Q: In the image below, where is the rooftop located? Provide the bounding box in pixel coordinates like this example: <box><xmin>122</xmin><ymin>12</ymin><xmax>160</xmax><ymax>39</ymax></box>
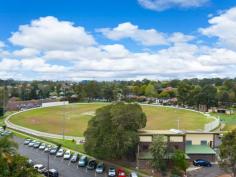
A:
<box><xmin>185</xmin><ymin>145</ymin><xmax>216</xmax><ymax>154</ymax></box>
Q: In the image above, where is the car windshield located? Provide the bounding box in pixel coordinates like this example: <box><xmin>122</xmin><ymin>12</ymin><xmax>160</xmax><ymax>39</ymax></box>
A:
<box><xmin>109</xmin><ymin>168</ymin><xmax>115</xmax><ymax>172</ymax></box>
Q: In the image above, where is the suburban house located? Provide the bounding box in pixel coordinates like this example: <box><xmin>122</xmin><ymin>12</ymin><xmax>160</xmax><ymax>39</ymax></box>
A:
<box><xmin>137</xmin><ymin>129</ymin><xmax>219</xmax><ymax>168</ymax></box>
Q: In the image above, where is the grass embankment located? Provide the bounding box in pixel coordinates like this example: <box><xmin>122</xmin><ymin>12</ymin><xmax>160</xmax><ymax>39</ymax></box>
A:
<box><xmin>211</xmin><ymin>111</ymin><xmax>236</xmax><ymax>131</ymax></box>
<box><xmin>10</xmin><ymin>104</ymin><xmax>212</xmax><ymax>137</ymax></box>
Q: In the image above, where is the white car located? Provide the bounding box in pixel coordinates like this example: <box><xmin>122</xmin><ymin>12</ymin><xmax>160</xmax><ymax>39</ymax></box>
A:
<box><xmin>33</xmin><ymin>164</ymin><xmax>46</xmax><ymax>173</ymax></box>
<box><xmin>28</xmin><ymin>140</ymin><xmax>37</xmax><ymax>147</ymax></box>
<box><xmin>63</xmin><ymin>150</ymin><xmax>71</xmax><ymax>160</ymax></box>
<box><xmin>56</xmin><ymin>148</ymin><xmax>64</xmax><ymax>157</ymax></box>
<box><xmin>39</xmin><ymin>143</ymin><xmax>46</xmax><ymax>150</ymax></box>
<box><xmin>129</xmin><ymin>172</ymin><xmax>138</xmax><ymax>177</ymax></box>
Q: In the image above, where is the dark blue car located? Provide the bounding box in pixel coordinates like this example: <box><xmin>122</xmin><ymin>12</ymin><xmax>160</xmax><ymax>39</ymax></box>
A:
<box><xmin>193</xmin><ymin>159</ymin><xmax>212</xmax><ymax>167</ymax></box>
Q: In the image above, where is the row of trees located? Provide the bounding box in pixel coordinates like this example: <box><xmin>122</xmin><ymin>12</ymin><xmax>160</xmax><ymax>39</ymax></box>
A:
<box><xmin>1</xmin><ymin>78</ymin><xmax>236</xmax><ymax>111</ymax></box>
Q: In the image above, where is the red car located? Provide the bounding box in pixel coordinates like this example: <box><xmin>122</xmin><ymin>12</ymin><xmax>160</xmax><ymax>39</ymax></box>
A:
<box><xmin>117</xmin><ymin>168</ymin><xmax>126</xmax><ymax>177</ymax></box>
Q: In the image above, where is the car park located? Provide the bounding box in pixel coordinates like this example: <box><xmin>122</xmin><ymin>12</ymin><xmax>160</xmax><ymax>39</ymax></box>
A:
<box><xmin>117</xmin><ymin>168</ymin><xmax>126</xmax><ymax>177</ymax></box>
<box><xmin>44</xmin><ymin>144</ymin><xmax>52</xmax><ymax>152</ymax></box>
<box><xmin>95</xmin><ymin>162</ymin><xmax>105</xmax><ymax>174</ymax></box>
<box><xmin>33</xmin><ymin>141</ymin><xmax>41</xmax><ymax>148</ymax></box>
<box><xmin>39</xmin><ymin>143</ymin><xmax>46</xmax><ymax>150</ymax></box>
<box><xmin>28</xmin><ymin>140</ymin><xmax>37</xmax><ymax>147</ymax></box>
<box><xmin>63</xmin><ymin>150</ymin><xmax>71</xmax><ymax>160</ymax></box>
<box><xmin>129</xmin><ymin>172</ymin><xmax>138</xmax><ymax>177</ymax></box>
<box><xmin>50</xmin><ymin>146</ymin><xmax>58</xmax><ymax>155</ymax></box>
<box><xmin>24</xmin><ymin>138</ymin><xmax>31</xmax><ymax>145</ymax></box>
<box><xmin>43</xmin><ymin>169</ymin><xmax>59</xmax><ymax>177</ymax></box>
<box><xmin>86</xmin><ymin>159</ymin><xmax>97</xmax><ymax>170</ymax></box>
<box><xmin>70</xmin><ymin>153</ymin><xmax>79</xmax><ymax>163</ymax></box>
<box><xmin>56</xmin><ymin>148</ymin><xmax>64</xmax><ymax>157</ymax></box>
<box><xmin>78</xmin><ymin>155</ymin><xmax>88</xmax><ymax>167</ymax></box>
<box><xmin>0</xmin><ymin>130</ymin><xmax>12</xmax><ymax>136</ymax></box>
<box><xmin>27</xmin><ymin>159</ymin><xmax>34</xmax><ymax>166</ymax></box>
<box><xmin>108</xmin><ymin>167</ymin><xmax>116</xmax><ymax>177</ymax></box>
<box><xmin>34</xmin><ymin>164</ymin><xmax>47</xmax><ymax>173</ymax></box>
<box><xmin>193</xmin><ymin>159</ymin><xmax>212</xmax><ymax>167</ymax></box>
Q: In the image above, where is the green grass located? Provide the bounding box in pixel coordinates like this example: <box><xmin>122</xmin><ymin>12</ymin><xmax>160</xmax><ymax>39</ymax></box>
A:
<box><xmin>211</xmin><ymin>112</ymin><xmax>236</xmax><ymax>131</ymax></box>
<box><xmin>9</xmin><ymin>103</ymin><xmax>212</xmax><ymax>136</ymax></box>
<box><xmin>142</xmin><ymin>105</ymin><xmax>211</xmax><ymax>130</ymax></box>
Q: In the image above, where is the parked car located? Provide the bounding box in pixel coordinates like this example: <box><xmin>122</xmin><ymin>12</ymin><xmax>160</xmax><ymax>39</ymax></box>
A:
<box><xmin>33</xmin><ymin>141</ymin><xmax>41</xmax><ymax>148</ymax></box>
<box><xmin>86</xmin><ymin>159</ymin><xmax>97</xmax><ymax>170</ymax></box>
<box><xmin>70</xmin><ymin>153</ymin><xmax>79</xmax><ymax>163</ymax></box>
<box><xmin>39</xmin><ymin>143</ymin><xmax>46</xmax><ymax>150</ymax></box>
<box><xmin>96</xmin><ymin>162</ymin><xmax>105</xmax><ymax>174</ymax></box>
<box><xmin>44</xmin><ymin>145</ymin><xmax>52</xmax><ymax>152</ymax></box>
<box><xmin>108</xmin><ymin>167</ymin><xmax>116</xmax><ymax>177</ymax></box>
<box><xmin>129</xmin><ymin>172</ymin><xmax>138</xmax><ymax>177</ymax></box>
<box><xmin>63</xmin><ymin>150</ymin><xmax>71</xmax><ymax>160</ymax></box>
<box><xmin>33</xmin><ymin>164</ymin><xmax>47</xmax><ymax>173</ymax></box>
<box><xmin>117</xmin><ymin>168</ymin><xmax>126</xmax><ymax>177</ymax></box>
<box><xmin>24</xmin><ymin>139</ymin><xmax>31</xmax><ymax>145</ymax></box>
<box><xmin>193</xmin><ymin>159</ymin><xmax>212</xmax><ymax>167</ymax></box>
<box><xmin>56</xmin><ymin>149</ymin><xmax>64</xmax><ymax>157</ymax></box>
<box><xmin>50</xmin><ymin>146</ymin><xmax>58</xmax><ymax>155</ymax></box>
<box><xmin>28</xmin><ymin>140</ymin><xmax>37</xmax><ymax>147</ymax></box>
<box><xmin>27</xmin><ymin>159</ymin><xmax>34</xmax><ymax>166</ymax></box>
<box><xmin>78</xmin><ymin>155</ymin><xmax>88</xmax><ymax>167</ymax></box>
<box><xmin>43</xmin><ymin>169</ymin><xmax>59</xmax><ymax>177</ymax></box>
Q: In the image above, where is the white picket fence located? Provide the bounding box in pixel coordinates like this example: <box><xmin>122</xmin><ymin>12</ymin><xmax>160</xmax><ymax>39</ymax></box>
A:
<box><xmin>204</xmin><ymin>114</ymin><xmax>220</xmax><ymax>132</ymax></box>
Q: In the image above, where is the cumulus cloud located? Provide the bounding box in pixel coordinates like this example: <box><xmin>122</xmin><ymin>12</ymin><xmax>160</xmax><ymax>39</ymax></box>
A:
<box><xmin>138</xmin><ymin>0</ymin><xmax>210</xmax><ymax>11</ymax></box>
<box><xmin>97</xmin><ymin>22</ymin><xmax>168</xmax><ymax>46</ymax></box>
<box><xmin>1</xmin><ymin>15</ymin><xmax>236</xmax><ymax>80</ymax></box>
<box><xmin>200</xmin><ymin>7</ymin><xmax>236</xmax><ymax>50</ymax></box>
<box><xmin>13</xmin><ymin>48</ymin><xmax>40</xmax><ymax>58</ymax></box>
<box><xmin>98</xmin><ymin>22</ymin><xmax>195</xmax><ymax>46</ymax></box>
<box><xmin>9</xmin><ymin>16</ymin><xmax>96</xmax><ymax>50</ymax></box>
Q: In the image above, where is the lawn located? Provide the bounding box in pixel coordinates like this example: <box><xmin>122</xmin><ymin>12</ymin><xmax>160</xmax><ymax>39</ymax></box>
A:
<box><xmin>211</xmin><ymin>112</ymin><xmax>236</xmax><ymax>131</ymax></box>
<box><xmin>9</xmin><ymin>103</ymin><xmax>212</xmax><ymax>136</ymax></box>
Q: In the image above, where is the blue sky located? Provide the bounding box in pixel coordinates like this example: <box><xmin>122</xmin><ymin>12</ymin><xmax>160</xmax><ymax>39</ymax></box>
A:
<box><xmin>0</xmin><ymin>0</ymin><xmax>236</xmax><ymax>80</ymax></box>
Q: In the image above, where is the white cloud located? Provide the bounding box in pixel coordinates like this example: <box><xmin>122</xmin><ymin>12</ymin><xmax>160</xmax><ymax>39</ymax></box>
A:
<box><xmin>0</xmin><ymin>58</ymin><xmax>21</xmax><ymax>71</ymax></box>
<box><xmin>9</xmin><ymin>16</ymin><xmax>96</xmax><ymax>51</ymax></box>
<box><xmin>138</xmin><ymin>0</ymin><xmax>209</xmax><ymax>11</ymax></box>
<box><xmin>21</xmin><ymin>58</ymin><xmax>68</xmax><ymax>73</ymax></box>
<box><xmin>1</xmin><ymin>15</ymin><xmax>236</xmax><ymax>80</ymax></box>
<box><xmin>13</xmin><ymin>48</ymin><xmax>40</xmax><ymax>58</ymax></box>
<box><xmin>97</xmin><ymin>22</ymin><xmax>168</xmax><ymax>46</ymax></box>
<box><xmin>200</xmin><ymin>7</ymin><xmax>236</xmax><ymax>50</ymax></box>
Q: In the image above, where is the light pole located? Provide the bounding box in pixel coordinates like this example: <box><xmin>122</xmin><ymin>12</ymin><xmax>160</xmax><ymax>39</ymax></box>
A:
<box><xmin>47</xmin><ymin>152</ymin><xmax>50</xmax><ymax>177</ymax></box>
<box><xmin>177</xmin><ymin>119</ymin><xmax>180</xmax><ymax>130</ymax></box>
<box><xmin>62</xmin><ymin>85</ymin><xmax>66</xmax><ymax>141</ymax></box>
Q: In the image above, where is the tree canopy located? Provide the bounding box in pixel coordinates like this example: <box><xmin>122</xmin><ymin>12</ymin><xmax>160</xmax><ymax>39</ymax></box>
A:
<box><xmin>84</xmin><ymin>102</ymin><xmax>147</xmax><ymax>159</ymax></box>
<box><xmin>219</xmin><ymin>129</ymin><xmax>236</xmax><ymax>177</ymax></box>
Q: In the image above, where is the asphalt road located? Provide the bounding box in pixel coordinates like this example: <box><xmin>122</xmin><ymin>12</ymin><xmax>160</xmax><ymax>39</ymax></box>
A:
<box><xmin>14</xmin><ymin>136</ymin><xmax>107</xmax><ymax>177</ymax></box>
<box><xmin>187</xmin><ymin>164</ymin><xmax>225</xmax><ymax>177</ymax></box>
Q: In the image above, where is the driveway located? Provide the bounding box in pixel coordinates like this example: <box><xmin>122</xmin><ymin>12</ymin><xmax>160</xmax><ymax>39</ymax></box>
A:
<box><xmin>187</xmin><ymin>164</ymin><xmax>225</xmax><ymax>177</ymax></box>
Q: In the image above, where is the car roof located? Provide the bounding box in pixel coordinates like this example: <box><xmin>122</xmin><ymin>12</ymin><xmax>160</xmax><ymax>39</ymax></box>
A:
<box><xmin>49</xmin><ymin>169</ymin><xmax>57</xmax><ymax>173</ymax></box>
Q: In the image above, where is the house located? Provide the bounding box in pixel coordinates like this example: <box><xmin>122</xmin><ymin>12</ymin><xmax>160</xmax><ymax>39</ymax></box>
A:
<box><xmin>137</xmin><ymin>129</ymin><xmax>219</xmax><ymax>168</ymax></box>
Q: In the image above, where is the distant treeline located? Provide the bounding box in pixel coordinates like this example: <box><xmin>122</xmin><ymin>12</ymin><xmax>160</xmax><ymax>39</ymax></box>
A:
<box><xmin>1</xmin><ymin>78</ymin><xmax>236</xmax><ymax>109</ymax></box>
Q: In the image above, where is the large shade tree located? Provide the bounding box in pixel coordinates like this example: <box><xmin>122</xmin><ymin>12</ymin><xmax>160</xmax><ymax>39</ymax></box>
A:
<box><xmin>84</xmin><ymin>102</ymin><xmax>147</xmax><ymax>160</ymax></box>
<box><xmin>219</xmin><ymin>129</ymin><xmax>236</xmax><ymax>177</ymax></box>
